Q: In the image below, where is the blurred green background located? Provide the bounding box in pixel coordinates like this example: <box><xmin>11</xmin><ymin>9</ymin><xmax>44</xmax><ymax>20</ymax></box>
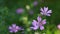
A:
<box><xmin>0</xmin><ymin>0</ymin><xmax>60</xmax><ymax>34</ymax></box>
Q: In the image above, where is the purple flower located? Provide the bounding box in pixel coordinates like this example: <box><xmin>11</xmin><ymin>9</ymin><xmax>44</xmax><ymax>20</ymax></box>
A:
<box><xmin>16</xmin><ymin>8</ymin><xmax>24</xmax><ymax>14</ymax></box>
<box><xmin>29</xmin><ymin>10</ymin><xmax>34</xmax><ymax>15</ymax></box>
<box><xmin>30</xmin><ymin>16</ymin><xmax>46</xmax><ymax>30</ymax></box>
<box><xmin>40</xmin><ymin>7</ymin><xmax>52</xmax><ymax>16</ymax></box>
<box><xmin>57</xmin><ymin>24</ymin><xmax>60</xmax><ymax>29</ymax></box>
<box><xmin>33</xmin><ymin>1</ymin><xmax>38</xmax><ymax>6</ymax></box>
<box><xmin>9</xmin><ymin>24</ymin><xmax>23</xmax><ymax>33</ymax></box>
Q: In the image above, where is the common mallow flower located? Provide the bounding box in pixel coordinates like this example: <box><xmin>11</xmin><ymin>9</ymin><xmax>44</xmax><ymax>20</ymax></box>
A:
<box><xmin>40</xmin><ymin>7</ymin><xmax>52</xmax><ymax>16</ymax></box>
<box><xmin>9</xmin><ymin>24</ymin><xmax>23</xmax><ymax>33</ymax></box>
<box><xmin>16</xmin><ymin>8</ymin><xmax>24</xmax><ymax>14</ymax></box>
<box><xmin>31</xmin><ymin>16</ymin><xmax>46</xmax><ymax>30</ymax></box>
<box><xmin>29</xmin><ymin>10</ymin><xmax>34</xmax><ymax>15</ymax></box>
<box><xmin>57</xmin><ymin>24</ymin><xmax>60</xmax><ymax>29</ymax></box>
<box><xmin>33</xmin><ymin>1</ymin><xmax>38</xmax><ymax>6</ymax></box>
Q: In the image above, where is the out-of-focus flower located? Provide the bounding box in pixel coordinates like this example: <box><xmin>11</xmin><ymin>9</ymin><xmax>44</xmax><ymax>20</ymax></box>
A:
<box><xmin>9</xmin><ymin>24</ymin><xmax>23</xmax><ymax>33</ymax></box>
<box><xmin>27</xmin><ymin>28</ymin><xmax>31</xmax><ymax>32</ymax></box>
<box><xmin>26</xmin><ymin>5</ymin><xmax>30</xmax><ymax>10</ymax></box>
<box><xmin>16</xmin><ymin>8</ymin><xmax>24</xmax><ymax>14</ymax></box>
<box><xmin>40</xmin><ymin>7</ymin><xmax>52</xmax><ymax>16</ymax></box>
<box><xmin>33</xmin><ymin>1</ymin><xmax>38</xmax><ymax>6</ymax></box>
<box><xmin>57</xmin><ymin>24</ymin><xmax>60</xmax><ymax>29</ymax></box>
<box><xmin>34</xmin><ymin>32</ymin><xmax>40</xmax><ymax>34</ymax></box>
<box><xmin>22</xmin><ymin>16</ymin><xmax>28</xmax><ymax>23</ymax></box>
<box><xmin>29</xmin><ymin>10</ymin><xmax>34</xmax><ymax>15</ymax></box>
<box><xmin>30</xmin><ymin>16</ymin><xmax>46</xmax><ymax>30</ymax></box>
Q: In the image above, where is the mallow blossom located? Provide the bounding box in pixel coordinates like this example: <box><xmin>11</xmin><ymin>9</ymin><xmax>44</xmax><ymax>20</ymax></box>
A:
<box><xmin>29</xmin><ymin>10</ymin><xmax>34</xmax><ymax>15</ymax></box>
<box><xmin>40</xmin><ymin>7</ymin><xmax>52</xmax><ymax>16</ymax></box>
<box><xmin>16</xmin><ymin>8</ymin><xmax>24</xmax><ymax>14</ymax></box>
<box><xmin>57</xmin><ymin>24</ymin><xmax>60</xmax><ymax>29</ymax></box>
<box><xmin>9</xmin><ymin>24</ymin><xmax>24</xmax><ymax>33</ymax></box>
<box><xmin>31</xmin><ymin>16</ymin><xmax>46</xmax><ymax>30</ymax></box>
<box><xmin>33</xmin><ymin>1</ymin><xmax>38</xmax><ymax>6</ymax></box>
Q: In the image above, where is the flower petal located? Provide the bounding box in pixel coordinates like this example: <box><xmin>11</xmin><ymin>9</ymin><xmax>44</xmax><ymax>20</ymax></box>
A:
<box><xmin>30</xmin><ymin>26</ymin><xmax>38</xmax><ymax>30</ymax></box>
<box><xmin>42</xmin><ymin>19</ymin><xmax>46</xmax><ymax>25</ymax></box>
<box><xmin>12</xmin><ymin>24</ymin><xmax>16</xmax><ymax>27</ymax></box>
<box><xmin>32</xmin><ymin>20</ymin><xmax>38</xmax><ymax>26</ymax></box>
<box><xmin>31</xmin><ymin>20</ymin><xmax>39</xmax><ymax>30</ymax></box>
<box><xmin>40</xmin><ymin>26</ymin><xmax>44</xmax><ymax>30</ymax></box>
<box><xmin>40</xmin><ymin>12</ymin><xmax>44</xmax><ymax>15</ymax></box>
<box><xmin>9</xmin><ymin>30</ymin><xmax>13</xmax><ymax>33</ymax></box>
<box><xmin>46</xmin><ymin>14</ymin><xmax>51</xmax><ymax>16</ymax></box>
<box><xmin>40</xmin><ymin>8</ymin><xmax>44</xmax><ymax>12</ymax></box>
<box><xmin>16</xmin><ymin>26</ymin><xmax>20</xmax><ymax>30</ymax></box>
<box><xmin>9</xmin><ymin>26</ymin><xmax>12</xmax><ymax>29</ymax></box>
<box><xmin>37</xmin><ymin>16</ymin><xmax>41</xmax><ymax>22</ymax></box>
<box><xmin>44</xmin><ymin>7</ymin><xmax>48</xmax><ymax>12</ymax></box>
<box><xmin>47</xmin><ymin>10</ymin><xmax>52</xmax><ymax>13</ymax></box>
<box><xmin>14</xmin><ymin>30</ymin><xmax>18</xmax><ymax>33</ymax></box>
